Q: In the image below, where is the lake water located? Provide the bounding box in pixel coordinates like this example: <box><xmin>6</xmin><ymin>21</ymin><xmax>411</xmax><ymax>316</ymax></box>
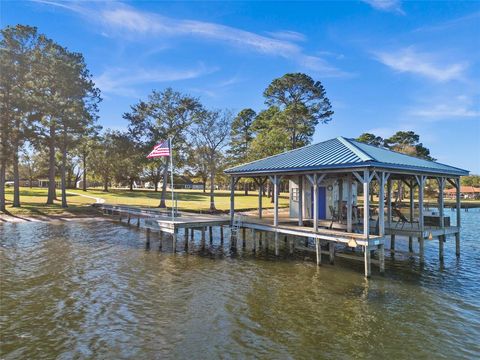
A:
<box><xmin>1</xmin><ymin>209</ymin><xmax>480</xmax><ymax>359</ymax></box>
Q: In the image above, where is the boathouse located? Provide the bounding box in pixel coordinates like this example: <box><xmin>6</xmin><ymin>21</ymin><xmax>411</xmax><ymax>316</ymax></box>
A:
<box><xmin>225</xmin><ymin>136</ymin><xmax>469</xmax><ymax>277</ymax></box>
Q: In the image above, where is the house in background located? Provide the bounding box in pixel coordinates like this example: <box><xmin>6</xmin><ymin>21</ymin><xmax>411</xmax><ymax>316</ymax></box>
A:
<box><xmin>444</xmin><ymin>186</ymin><xmax>480</xmax><ymax>199</ymax></box>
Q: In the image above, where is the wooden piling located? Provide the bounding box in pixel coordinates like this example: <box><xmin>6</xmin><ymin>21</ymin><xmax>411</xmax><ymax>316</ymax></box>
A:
<box><xmin>172</xmin><ymin>229</ymin><xmax>177</xmax><ymax>253</ymax></box>
<box><xmin>419</xmin><ymin>237</ymin><xmax>425</xmax><ymax>263</ymax></box>
<box><xmin>439</xmin><ymin>235</ymin><xmax>444</xmax><ymax>262</ymax></box>
<box><xmin>315</xmin><ymin>239</ymin><xmax>321</xmax><ymax>266</ymax></box>
<box><xmin>146</xmin><ymin>228</ymin><xmax>151</xmax><ymax>249</ymax></box>
<box><xmin>242</xmin><ymin>228</ymin><xmax>246</xmax><ymax>249</ymax></box>
<box><xmin>184</xmin><ymin>228</ymin><xmax>189</xmax><ymax>252</ymax></box>
<box><xmin>274</xmin><ymin>232</ymin><xmax>279</xmax><ymax>256</ymax></box>
<box><xmin>329</xmin><ymin>242</ymin><xmax>335</xmax><ymax>264</ymax></box>
<box><xmin>137</xmin><ymin>217</ymin><xmax>140</xmax><ymax>228</ymax></box>
<box><xmin>364</xmin><ymin>246</ymin><xmax>371</xmax><ymax>278</ymax></box>
<box><xmin>127</xmin><ymin>216</ymin><xmax>131</xmax><ymax>225</ymax></box>
<box><xmin>289</xmin><ymin>237</ymin><xmax>294</xmax><ymax>255</ymax></box>
<box><xmin>201</xmin><ymin>227</ymin><xmax>206</xmax><ymax>251</ymax></box>
<box><xmin>252</xmin><ymin>229</ymin><xmax>256</xmax><ymax>253</ymax></box>
<box><xmin>190</xmin><ymin>228</ymin><xmax>194</xmax><ymax>242</ymax></box>
<box><xmin>209</xmin><ymin>226</ymin><xmax>213</xmax><ymax>244</ymax></box>
<box><xmin>408</xmin><ymin>237</ymin><xmax>413</xmax><ymax>253</ymax></box>
<box><xmin>390</xmin><ymin>234</ymin><xmax>395</xmax><ymax>255</ymax></box>
<box><xmin>159</xmin><ymin>231</ymin><xmax>163</xmax><ymax>251</ymax></box>
<box><xmin>379</xmin><ymin>244</ymin><xmax>385</xmax><ymax>274</ymax></box>
<box><xmin>220</xmin><ymin>226</ymin><xmax>224</xmax><ymax>244</ymax></box>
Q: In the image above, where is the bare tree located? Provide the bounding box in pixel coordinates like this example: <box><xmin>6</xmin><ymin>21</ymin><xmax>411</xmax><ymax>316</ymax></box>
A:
<box><xmin>192</xmin><ymin>109</ymin><xmax>232</xmax><ymax>211</ymax></box>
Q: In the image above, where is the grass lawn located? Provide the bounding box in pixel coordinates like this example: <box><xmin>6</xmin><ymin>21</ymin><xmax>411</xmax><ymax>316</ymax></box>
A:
<box><xmin>2</xmin><ymin>187</ymin><xmax>289</xmax><ymax>218</ymax></box>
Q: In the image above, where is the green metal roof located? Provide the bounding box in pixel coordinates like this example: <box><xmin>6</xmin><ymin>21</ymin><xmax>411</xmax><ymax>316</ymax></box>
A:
<box><xmin>224</xmin><ymin>137</ymin><xmax>468</xmax><ymax>176</ymax></box>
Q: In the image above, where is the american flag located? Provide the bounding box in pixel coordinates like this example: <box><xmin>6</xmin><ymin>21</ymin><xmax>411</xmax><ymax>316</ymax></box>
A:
<box><xmin>146</xmin><ymin>140</ymin><xmax>171</xmax><ymax>158</ymax></box>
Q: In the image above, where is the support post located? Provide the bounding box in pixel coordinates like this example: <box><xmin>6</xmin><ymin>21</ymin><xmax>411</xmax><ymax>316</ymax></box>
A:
<box><xmin>184</xmin><ymin>228</ymin><xmax>188</xmax><ymax>251</ymax></box>
<box><xmin>230</xmin><ymin>176</ymin><xmax>235</xmax><ymax>225</ymax></box>
<box><xmin>137</xmin><ymin>217</ymin><xmax>140</xmax><ymax>228</ymax></box>
<box><xmin>418</xmin><ymin>175</ymin><xmax>425</xmax><ymax>263</ymax></box>
<box><xmin>258</xmin><ymin>178</ymin><xmax>263</xmax><ymax>219</ymax></box>
<box><xmin>408</xmin><ymin>180</ymin><xmax>414</xmax><ymax>254</ymax></box>
<box><xmin>298</xmin><ymin>175</ymin><xmax>303</xmax><ymax>226</ymax></box>
<box><xmin>378</xmin><ymin>172</ymin><xmax>385</xmax><ymax>236</ymax></box>
<box><xmin>159</xmin><ymin>231</ymin><xmax>163</xmax><ymax>251</ymax></box>
<box><xmin>313</xmin><ymin>174</ymin><xmax>319</xmax><ymax>232</ymax></box>
<box><xmin>438</xmin><ymin>177</ymin><xmax>445</xmax><ymax>262</ymax></box>
<box><xmin>347</xmin><ymin>173</ymin><xmax>353</xmax><ymax>232</ymax></box>
<box><xmin>387</xmin><ymin>179</ymin><xmax>392</xmax><ymax>228</ymax></box>
<box><xmin>146</xmin><ymin>228</ymin><xmax>151</xmax><ymax>249</ymax></box>
<box><xmin>338</xmin><ymin>178</ymin><xmax>343</xmax><ymax>223</ymax></box>
<box><xmin>329</xmin><ymin>242</ymin><xmax>335</xmax><ymax>264</ymax></box>
<box><xmin>363</xmin><ymin>170</ymin><xmax>370</xmax><ymax>239</ymax></box>
<box><xmin>364</xmin><ymin>246</ymin><xmax>371</xmax><ymax>278</ymax></box>
<box><xmin>209</xmin><ymin>226</ymin><xmax>213</xmax><ymax>244</ymax></box>
<box><xmin>390</xmin><ymin>234</ymin><xmax>395</xmax><ymax>254</ymax></box>
<box><xmin>274</xmin><ymin>231</ymin><xmax>279</xmax><ymax>256</ymax></box>
<box><xmin>201</xmin><ymin>227</ymin><xmax>206</xmax><ymax>250</ymax></box>
<box><xmin>220</xmin><ymin>226</ymin><xmax>224</xmax><ymax>244</ymax></box>
<box><xmin>379</xmin><ymin>244</ymin><xmax>385</xmax><ymax>274</ymax></box>
<box><xmin>252</xmin><ymin>229</ymin><xmax>256</xmax><ymax>253</ymax></box>
<box><xmin>273</xmin><ymin>175</ymin><xmax>279</xmax><ymax>227</ymax></box>
<box><xmin>242</xmin><ymin>227</ymin><xmax>246</xmax><ymax>248</ymax></box>
<box><xmin>316</xmin><ymin>238</ymin><xmax>321</xmax><ymax>266</ymax></box>
<box><xmin>172</xmin><ymin>229</ymin><xmax>177</xmax><ymax>253</ymax></box>
<box><xmin>455</xmin><ymin>178</ymin><xmax>461</xmax><ymax>257</ymax></box>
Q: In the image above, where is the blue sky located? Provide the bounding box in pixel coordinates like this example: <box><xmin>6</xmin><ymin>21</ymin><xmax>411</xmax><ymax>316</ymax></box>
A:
<box><xmin>2</xmin><ymin>0</ymin><xmax>480</xmax><ymax>173</ymax></box>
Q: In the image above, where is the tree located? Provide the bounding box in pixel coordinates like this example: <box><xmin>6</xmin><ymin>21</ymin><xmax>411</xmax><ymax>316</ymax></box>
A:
<box><xmin>89</xmin><ymin>133</ymin><xmax>115</xmax><ymax>192</ymax></box>
<box><xmin>0</xmin><ymin>25</ymin><xmax>41</xmax><ymax>209</ymax></box>
<box><xmin>263</xmin><ymin>73</ymin><xmax>333</xmax><ymax>149</ymax></box>
<box><xmin>228</xmin><ymin>108</ymin><xmax>256</xmax><ymax>194</ymax></box>
<box><xmin>110</xmin><ymin>131</ymin><xmax>144</xmax><ymax>191</ymax></box>
<box><xmin>54</xmin><ymin>48</ymin><xmax>100</xmax><ymax>207</ymax></box>
<box><xmin>356</xmin><ymin>133</ymin><xmax>384</xmax><ymax>147</ymax></box>
<box><xmin>125</xmin><ymin>88</ymin><xmax>202</xmax><ymax>207</ymax></box>
<box><xmin>192</xmin><ymin>109</ymin><xmax>232</xmax><ymax>211</ymax></box>
<box><xmin>384</xmin><ymin>131</ymin><xmax>435</xmax><ymax>161</ymax></box>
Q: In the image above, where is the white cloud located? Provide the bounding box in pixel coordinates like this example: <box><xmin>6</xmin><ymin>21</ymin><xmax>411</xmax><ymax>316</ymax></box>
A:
<box><xmin>374</xmin><ymin>47</ymin><xmax>467</xmax><ymax>82</ymax></box>
<box><xmin>94</xmin><ymin>64</ymin><xmax>217</xmax><ymax>97</ymax></box>
<box><xmin>35</xmin><ymin>1</ymin><xmax>348</xmax><ymax>77</ymax></box>
<box><xmin>362</xmin><ymin>0</ymin><xmax>405</xmax><ymax>15</ymax></box>
<box><xmin>408</xmin><ymin>95</ymin><xmax>480</xmax><ymax>120</ymax></box>
<box><xmin>265</xmin><ymin>30</ymin><xmax>306</xmax><ymax>42</ymax></box>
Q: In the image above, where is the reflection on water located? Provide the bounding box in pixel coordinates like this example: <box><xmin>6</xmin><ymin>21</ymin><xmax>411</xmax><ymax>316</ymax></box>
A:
<box><xmin>1</xmin><ymin>209</ymin><xmax>480</xmax><ymax>359</ymax></box>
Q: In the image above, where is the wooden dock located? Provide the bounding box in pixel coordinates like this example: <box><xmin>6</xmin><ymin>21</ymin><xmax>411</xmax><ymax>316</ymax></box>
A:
<box><xmin>96</xmin><ymin>203</ymin><xmax>460</xmax><ymax>278</ymax></box>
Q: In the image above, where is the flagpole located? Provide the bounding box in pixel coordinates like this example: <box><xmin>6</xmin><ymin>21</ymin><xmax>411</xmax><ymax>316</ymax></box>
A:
<box><xmin>170</xmin><ymin>137</ymin><xmax>175</xmax><ymax>222</ymax></box>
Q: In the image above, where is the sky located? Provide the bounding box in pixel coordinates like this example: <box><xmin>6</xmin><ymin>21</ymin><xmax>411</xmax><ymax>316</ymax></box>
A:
<box><xmin>2</xmin><ymin>0</ymin><xmax>480</xmax><ymax>173</ymax></box>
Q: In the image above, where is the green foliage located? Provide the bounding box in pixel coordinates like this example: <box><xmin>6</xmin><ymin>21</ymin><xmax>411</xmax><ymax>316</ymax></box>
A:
<box><xmin>263</xmin><ymin>73</ymin><xmax>333</xmax><ymax>149</ymax></box>
<box><xmin>228</xmin><ymin>108</ymin><xmax>256</xmax><ymax>165</ymax></box>
<box><xmin>461</xmin><ymin>175</ymin><xmax>480</xmax><ymax>187</ymax></box>
<box><xmin>356</xmin><ymin>130</ymin><xmax>435</xmax><ymax>161</ymax></box>
<box><xmin>356</xmin><ymin>133</ymin><xmax>384</xmax><ymax>146</ymax></box>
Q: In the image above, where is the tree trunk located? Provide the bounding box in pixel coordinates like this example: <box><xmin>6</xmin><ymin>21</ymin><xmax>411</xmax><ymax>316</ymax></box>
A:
<box><xmin>202</xmin><ymin>176</ymin><xmax>207</xmax><ymax>192</ymax></box>
<box><xmin>159</xmin><ymin>161</ymin><xmax>168</xmax><ymax>208</ymax></box>
<box><xmin>47</xmin><ymin>122</ymin><xmax>56</xmax><ymax>204</ymax></box>
<box><xmin>61</xmin><ymin>140</ymin><xmax>68</xmax><ymax>208</ymax></box>
<box><xmin>0</xmin><ymin>159</ymin><xmax>5</xmax><ymax>212</ymax></box>
<box><xmin>244</xmin><ymin>181</ymin><xmax>248</xmax><ymax>195</ymax></box>
<box><xmin>12</xmin><ymin>145</ymin><xmax>20</xmax><ymax>207</ymax></box>
<box><xmin>129</xmin><ymin>179</ymin><xmax>134</xmax><ymax>191</ymax></box>
<box><xmin>154</xmin><ymin>178</ymin><xmax>158</xmax><ymax>192</ymax></box>
<box><xmin>82</xmin><ymin>151</ymin><xmax>87</xmax><ymax>191</ymax></box>
<box><xmin>103</xmin><ymin>176</ymin><xmax>108</xmax><ymax>192</ymax></box>
<box><xmin>209</xmin><ymin>166</ymin><xmax>216</xmax><ymax>211</ymax></box>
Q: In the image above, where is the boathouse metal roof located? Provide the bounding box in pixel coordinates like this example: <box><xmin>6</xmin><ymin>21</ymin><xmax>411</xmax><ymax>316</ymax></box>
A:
<box><xmin>224</xmin><ymin>137</ymin><xmax>468</xmax><ymax>176</ymax></box>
